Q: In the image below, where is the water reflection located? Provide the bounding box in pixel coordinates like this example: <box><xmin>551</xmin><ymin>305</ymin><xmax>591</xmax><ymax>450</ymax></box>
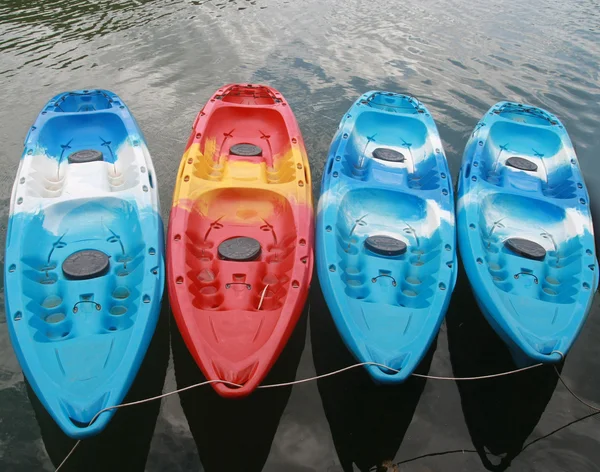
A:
<box><xmin>26</xmin><ymin>302</ymin><xmax>170</xmax><ymax>471</ymax></box>
<box><xmin>310</xmin><ymin>283</ymin><xmax>431</xmax><ymax>471</ymax></box>
<box><xmin>171</xmin><ymin>305</ymin><xmax>307</xmax><ymax>472</ymax></box>
<box><xmin>446</xmin><ymin>263</ymin><xmax>559</xmax><ymax>471</ymax></box>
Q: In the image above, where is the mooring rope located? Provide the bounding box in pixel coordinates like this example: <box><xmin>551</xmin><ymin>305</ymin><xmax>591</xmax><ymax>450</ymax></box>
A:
<box><xmin>554</xmin><ymin>366</ymin><xmax>600</xmax><ymax>412</ymax></box>
<box><xmin>55</xmin><ymin>354</ymin><xmax>596</xmax><ymax>471</ymax></box>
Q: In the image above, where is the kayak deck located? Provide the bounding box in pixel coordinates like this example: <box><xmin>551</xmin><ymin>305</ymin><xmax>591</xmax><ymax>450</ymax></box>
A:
<box><xmin>317</xmin><ymin>92</ymin><xmax>457</xmax><ymax>383</ymax></box>
<box><xmin>458</xmin><ymin>102</ymin><xmax>598</xmax><ymax>365</ymax></box>
<box><xmin>168</xmin><ymin>84</ymin><xmax>313</xmax><ymax>397</ymax></box>
<box><xmin>5</xmin><ymin>90</ymin><xmax>164</xmax><ymax>438</ymax></box>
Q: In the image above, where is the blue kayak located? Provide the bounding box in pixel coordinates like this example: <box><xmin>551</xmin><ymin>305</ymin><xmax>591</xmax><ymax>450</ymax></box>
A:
<box><xmin>316</xmin><ymin>91</ymin><xmax>457</xmax><ymax>383</ymax></box>
<box><xmin>4</xmin><ymin>90</ymin><xmax>164</xmax><ymax>438</ymax></box>
<box><xmin>457</xmin><ymin>102</ymin><xmax>598</xmax><ymax>366</ymax></box>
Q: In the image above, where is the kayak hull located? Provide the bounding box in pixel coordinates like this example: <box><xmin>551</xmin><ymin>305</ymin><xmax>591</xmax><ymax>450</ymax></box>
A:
<box><xmin>457</xmin><ymin>102</ymin><xmax>598</xmax><ymax>365</ymax></box>
<box><xmin>316</xmin><ymin>91</ymin><xmax>457</xmax><ymax>383</ymax></box>
<box><xmin>4</xmin><ymin>90</ymin><xmax>164</xmax><ymax>438</ymax></box>
<box><xmin>167</xmin><ymin>84</ymin><xmax>313</xmax><ymax>398</ymax></box>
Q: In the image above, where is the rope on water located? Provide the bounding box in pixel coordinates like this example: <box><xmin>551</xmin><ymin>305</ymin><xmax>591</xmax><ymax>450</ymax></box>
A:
<box><xmin>55</xmin><ymin>378</ymin><xmax>241</xmax><ymax>471</ymax></box>
<box><xmin>54</xmin><ymin>356</ymin><xmax>596</xmax><ymax>471</ymax></box>
<box><xmin>554</xmin><ymin>366</ymin><xmax>600</xmax><ymax>412</ymax></box>
<box><xmin>258</xmin><ymin>361</ymin><xmax>544</xmax><ymax>388</ymax></box>
<box><xmin>411</xmin><ymin>363</ymin><xmax>543</xmax><ymax>381</ymax></box>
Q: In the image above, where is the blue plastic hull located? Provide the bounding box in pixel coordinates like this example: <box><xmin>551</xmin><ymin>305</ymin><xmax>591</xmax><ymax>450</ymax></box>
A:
<box><xmin>4</xmin><ymin>90</ymin><xmax>164</xmax><ymax>438</ymax></box>
<box><xmin>316</xmin><ymin>91</ymin><xmax>457</xmax><ymax>383</ymax></box>
<box><xmin>457</xmin><ymin>102</ymin><xmax>598</xmax><ymax>365</ymax></box>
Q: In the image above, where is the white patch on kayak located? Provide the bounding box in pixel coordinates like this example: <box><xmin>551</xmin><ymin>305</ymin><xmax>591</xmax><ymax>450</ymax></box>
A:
<box><xmin>426</xmin><ymin>198</ymin><xmax>454</xmax><ymax>230</ymax></box>
<box><xmin>564</xmin><ymin>207</ymin><xmax>592</xmax><ymax>237</ymax></box>
<box><xmin>41</xmin><ymin>200</ymin><xmax>118</xmax><ymax>235</ymax></box>
<box><xmin>346</xmin><ymin>198</ymin><xmax>452</xmax><ymax>241</ymax></box>
<box><xmin>460</xmin><ymin>197</ymin><xmax>591</xmax><ymax>248</ymax></box>
<box><xmin>351</xmin><ymin>133</ymin><xmax>430</xmax><ymax>174</ymax></box>
<box><xmin>316</xmin><ymin>187</ymin><xmax>342</xmax><ymax>216</ymax></box>
<box><xmin>11</xmin><ymin>139</ymin><xmax>158</xmax><ymax>225</ymax></box>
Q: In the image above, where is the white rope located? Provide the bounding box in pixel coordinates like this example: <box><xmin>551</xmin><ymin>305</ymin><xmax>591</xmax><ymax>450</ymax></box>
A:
<box><xmin>257</xmin><ymin>284</ymin><xmax>269</xmax><ymax>311</ymax></box>
<box><xmin>554</xmin><ymin>366</ymin><xmax>600</xmax><ymax>412</ymax></box>
<box><xmin>546</xmin><ymin>351</ymin><xmax>599</xmax><ymax>411</ymax></box>
<box><xmin>55</xmin><ymin>351</ymin><xmax>598</xmax><ymax>471</ymax></box>
<box><xmin>55</xmin><ymin>440</ymin><xmax>80</xmax><ymax>471</ymax></box>
<box><xmin>55</xmin><ymin>379</ymin><xmax>240</xmax><ymax>471</ymax></box>
<box><xmin>54</xmin><ymin>360</ymin><xmax>549</xmax><ymax>471</ymax></box>
<box><xmin>411</xmin><ymin>363</ymin><xmax>544</xmax><ymax>380</ymax></box>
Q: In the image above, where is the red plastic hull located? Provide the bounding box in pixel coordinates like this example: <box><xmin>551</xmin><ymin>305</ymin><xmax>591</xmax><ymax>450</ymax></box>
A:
<box><xmin>167</xmin><ymin>84</ymin><xmax>314</xmax><ymax>398</ymax></box>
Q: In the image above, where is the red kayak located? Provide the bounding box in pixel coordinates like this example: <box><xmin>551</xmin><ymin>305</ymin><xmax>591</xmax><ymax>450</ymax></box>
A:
<box><xmin>167</xmin><ymin>84</ymin><xmax>314</xmax><ymax>397</ymax></box>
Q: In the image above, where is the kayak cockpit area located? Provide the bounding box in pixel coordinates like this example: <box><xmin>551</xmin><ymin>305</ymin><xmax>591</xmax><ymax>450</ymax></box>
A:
<box><xmin>16</xmin><ymin>198</ymin><xmax>149</xmax><ymax>342</ymax></box>
<box><xmin>333</xmin><ymin>187</ymin><xmax>446</xmax><ymax>310</ymax></box>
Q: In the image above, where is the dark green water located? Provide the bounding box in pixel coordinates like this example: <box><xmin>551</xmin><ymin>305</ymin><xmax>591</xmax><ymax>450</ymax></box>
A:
<box><xmin>1</xmin><ymin>0</ymin><xmax>599</xmax><ymax>470</ymax></box>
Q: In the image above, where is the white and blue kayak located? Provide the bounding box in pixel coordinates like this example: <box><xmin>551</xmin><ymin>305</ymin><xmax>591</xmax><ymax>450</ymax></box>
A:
<box><xmin>316</xmin><ymin>91</ymin><xmax>457</xmax><ymax>383</ymax></box>
<box><xmin>457</xmin><ymin>102</ymin><xmax>598</xmax><ymax>365</ymax></box>
<box><xmin>4</xmin><ymin>90</ymin><xmax>164</xmax><ymax>438</ymax></box>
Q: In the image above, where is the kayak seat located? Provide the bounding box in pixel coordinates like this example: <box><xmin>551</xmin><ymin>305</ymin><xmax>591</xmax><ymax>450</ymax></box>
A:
<box><xmin>478</xmin><ymin>192</ymin><xmax>581</xmax><ymax>304</ymax></box>
<box><xmin>21</xmin><ymin>111</ymin><xmax>140</xmax><ymax>199</ymax></box>
<box><xmin>334</xmin><ymin>187</ymin><xmax>440</xmax><ymax>309</ymax></box>
<box><xmin>18</xmin><ymin>197</ymin><xmax>147</xmax><ymax>343</ymax></box>
<box><xmin>339</xmin><ymin>111</ymin><xmax>443</xmax><ymax>191</ymax></box>
<box><xmin>476</xmin><ymin>120</ymin><xmax>578</xmax><ymax>199</ymax></box>
<box><xmin>36</xmin><ymin>112</ymin><xmax>128</xmax><ymax>164</ymax></box>
<box><xmin>184</xmin><ymin>188</ymin><xmax>296</xmax><ymax>313</ymax></box>
<box><xmin>190</xmin><ymin>108</ymin><xmax>298</xmax><ymax>185</ymax></box>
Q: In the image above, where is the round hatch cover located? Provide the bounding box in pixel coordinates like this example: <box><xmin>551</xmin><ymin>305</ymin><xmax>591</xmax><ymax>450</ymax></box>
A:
<box><xmin>230</xmin><ymin>143</ymin><xmax>262</xmax><ymax>157</ymax></box>
<box><xmin>372</xmin><ymin>148</ymin><xmax>405</xmax><ymax>162</ymax></box>
<box><xmin>218</xmin><ymin>237</ymin><xmax>261</xmax><ymax>261</ymax></box>
<box><xmin>68</xmin><ymin>149</ymin><xmax>104</xmax><ymax>164</ymax></box>
<box><xmin>365</xmin><ymin>235</ymin><xmax>407</xmax><ymax>256</ymax></box>
<box><xmin>504</xmin><ymin>238</ymin><xmax>546</xmax><ymax>261</ymax></box>
<box><xmin>62</xmin><ymin>250</ymin><xmax>110</xmax><ymax>280</ymax></box>
<box><xmin>506</xmin><ymin>156</ymin><xmax>538</xmax><ymax>172</ymax></box>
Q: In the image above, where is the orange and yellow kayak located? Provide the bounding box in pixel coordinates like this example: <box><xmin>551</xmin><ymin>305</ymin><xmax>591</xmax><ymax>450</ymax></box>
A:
<box><xmin>167</xmin><ymin>84</ymin><xmax>313</xmax><ymax>397</ymax></box>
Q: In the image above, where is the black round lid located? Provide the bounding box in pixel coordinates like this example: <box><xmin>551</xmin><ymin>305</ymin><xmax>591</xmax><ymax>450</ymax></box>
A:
<box><xmin>506</xmin><ymin>156</ymin><xmax>538</xmax><ymax>172</ymax></box>
<box><xmin>62</xmin><ymin>250</ymin><xmax>110</xmax><ymax>280</ymax></box>
<box><xmin>504</xmin><ymin>238</ymin><xmax>546</xmax><ymax>261</ymax></box>
<box><xmin>365</xmin><ymin>235</ymin><xmax>407</xmax><ymax>256</ymax></box>
<box><xmin>68</xmin><ymin>149</ymin><xmax>104</xmax><ymax>164</ymax></box>
<box><xmin>218</xmin><ymin>237</ymin><xmax>261</xmax><ymax>261</ymax></box>
<box><xmin>372</xmin><ymin>148</ymin><xmax>405</xmax><ymax>163</ymax></box>
<box><xmin>230</xmin><ymin>143</ymin><xmax>262</xmax><ymax>157</ymax></box>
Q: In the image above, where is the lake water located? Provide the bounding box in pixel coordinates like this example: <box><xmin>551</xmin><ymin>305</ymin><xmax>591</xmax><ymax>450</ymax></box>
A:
<box><xmin>1</xmin><ymin>0</ymin><xmax>599</xmax><ymax>470</ymax></box>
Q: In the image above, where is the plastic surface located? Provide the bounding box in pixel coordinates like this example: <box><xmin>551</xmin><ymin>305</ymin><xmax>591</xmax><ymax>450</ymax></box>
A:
<box><xmin>316</xmin><ymin>91</ymin><xmax>457</xmax><ymax>384</ymax></box>
<box><xmin>457</xmin><ymin>101</ymin><xmax>598</xmax><ymax>366</ymax></box>
<box><xmin>4</xmin><ymin>89</ymin><xmax>164</xmax><ymax>438</ymax></box>
<box><xmin>167</xmin><ymin>84</ymin><xmax>314</xmax><ymax>398</ymax></box>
